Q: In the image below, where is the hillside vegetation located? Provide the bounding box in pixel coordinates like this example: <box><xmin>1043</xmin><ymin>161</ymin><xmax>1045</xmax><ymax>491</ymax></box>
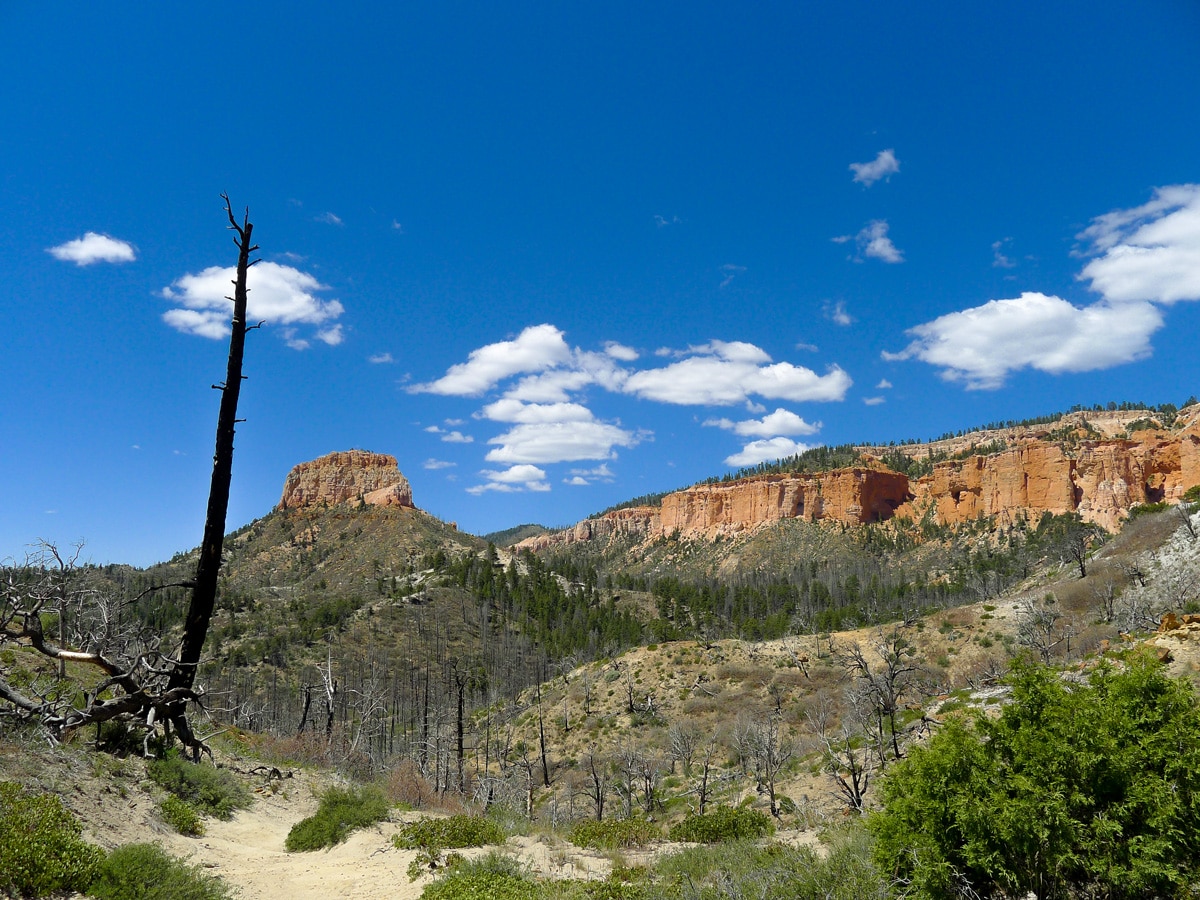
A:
<box><xmin>4</xmin><ymin>402</ymin><xmax>1200</xmax><ymax>897</ymax></box>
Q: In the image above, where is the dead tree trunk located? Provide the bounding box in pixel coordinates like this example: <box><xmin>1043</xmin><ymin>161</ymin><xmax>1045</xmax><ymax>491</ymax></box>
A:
<box><xmin>168</xmin><ymin>195</ymin><xmax>258</xmax><ymax>755</ymax></box>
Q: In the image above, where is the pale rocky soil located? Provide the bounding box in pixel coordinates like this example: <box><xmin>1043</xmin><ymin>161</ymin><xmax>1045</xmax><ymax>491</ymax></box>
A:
<box><xmin>0</xmin><ymin>750</ymin><xmax>821</xmax><ymax>899</ymax></box>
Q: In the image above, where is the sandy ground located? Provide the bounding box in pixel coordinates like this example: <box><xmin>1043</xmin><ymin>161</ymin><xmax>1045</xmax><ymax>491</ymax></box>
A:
<box><xmin>63</xmin><ymin>766</ymin><xmax>826</xmax><ymax>899</ymax></box>
<box><xmin>53</xmin><ymin>760</ymin><xmax>829</xmax><ymax>899</ymax></box>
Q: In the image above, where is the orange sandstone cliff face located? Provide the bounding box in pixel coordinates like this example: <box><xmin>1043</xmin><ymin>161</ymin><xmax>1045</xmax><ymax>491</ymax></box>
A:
<box><xmin>520</xmin><ymin>432</ymin><xmax>1200</xmax><ymax>553</ymax></box>
<box><xmin>278</xmin><ymin>450</ymin><xmax>414</xmax><ymax>510</ymax></box>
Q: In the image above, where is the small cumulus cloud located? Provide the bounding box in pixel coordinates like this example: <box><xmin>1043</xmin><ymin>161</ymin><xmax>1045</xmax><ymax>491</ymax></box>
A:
<box><xmin>315</xmin><ymin>212</ymin><xmax>344</xmax><ymax>226</ymax></box>
<box><xmin>565</xmin><ymin>464</ymin><xmax>615</xmax><ymax>486</ymax></box>
<box><xmin>725</xmin><ymin>437</ymin><xmax>814</xmax><ymax>467</ymax></box>
<box><xmin>161</xmin><ymin>261</ymin><xmax>345</xmax><ymax>346</ymax></box>
<box><xmin>369</xmin><ymin>352</ymin><xmax>395</xmax><ymax>364</ymax></box>
<box><xmin>704</xmin><ymin>408</ymin><xmax>820</xmax><ymax>438</ymax></box>
<box><xmin>443</xmin><ymin>431</ymin><xmax>474</xmax><ymax>444</ymax></box>
<box><xmin>48</xmin><ymin>232</ymin><xmax>136</xmax><ymax>266</ymax></box>
<box><xmin>824</xmin><ymin>300</ymin><xmax>853</xmax><ymax>326</ymax></box>
<box><xmin>604</xmin><ymin>341</ymin><xmax>639</xmax><ymax>362</ymax></box>
<box><xmin>654</xmin><ymin>214</ymin><xmax>682</xmax><ymax>228</ymax></box>
<box><xmin>410</xmin><ymin>324</ymin><xmax>572</xmax><ymax>396</ymax></box>
<box><xmin>424</xmin><ymin>459</ymin><xmax>456</xmax><ymax>470</ymax></box>
<box><xmin>317</xmin><ymin>325</ymin><xmax>344</xmax><ymax>346</ymax></box>
<box><xmin>392</xmin><ymin>220</ymin><xmax>404</xmax><ymax>232</ymax></box>
<box><xmin>624</xmin><ymin>341</ymin><xmax>851</xmax><ymax>405</ymax></box>
<box><xmin>467</xmin><ymin>464</ymin><xmax>551</xmax><ymax>495</ymax></box>
<box><xmin>849</xmin><ymin>149</ymin><xmax>900</xmax><ymax>187</ymax></box>
<box><xmin>838</xmin><ymin>220</ymin><xmax>904</xmax><ymax>264</ymax></box>
<box><xmin>863</xmin><ymin>396</ymin><xmax>886</xmax><ymax>406</ymax></box>
<box><xmin>486</xmin><ymin>422</ymin><xmax>643</xmax><ymax>464</ymax></box>
<box><xmin>876</xmin><ymin>379</ymin><xmax>893</xmax><ymax>389</ymax></box>
<box><xmin>992</xmin><ymin>239</ymin><xmax>1016</xmax><ymax>269</ymax></box>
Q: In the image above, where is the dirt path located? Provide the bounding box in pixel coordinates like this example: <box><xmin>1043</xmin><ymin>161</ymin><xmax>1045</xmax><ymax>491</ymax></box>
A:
<box><xmin>62</xmin><ymin>764</ymin><xmax>824</xmax><ymax>898</ymax></box>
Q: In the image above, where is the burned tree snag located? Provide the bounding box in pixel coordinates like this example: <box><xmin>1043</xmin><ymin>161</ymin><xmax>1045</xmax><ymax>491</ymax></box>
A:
<box><xmin>168</xmin><ymin>195</ymin><xmax>258</xmax><ymax>751</ymax></box>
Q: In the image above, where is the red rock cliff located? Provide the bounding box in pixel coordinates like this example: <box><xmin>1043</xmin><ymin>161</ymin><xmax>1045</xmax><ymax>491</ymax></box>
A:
<box><xmin>899</xmin><ymin>433</ymin><xmax>1200</xmax><ymax>532</ymax></box>
<box><xmin>520</xmin><ymin>428</ymin><xmax>1200</xmax><ymax>553</ymax></box>
<box><xmin>278</xmin><ymin>451</ymin><xmax>414</xmax><ymax>510</ymax></box>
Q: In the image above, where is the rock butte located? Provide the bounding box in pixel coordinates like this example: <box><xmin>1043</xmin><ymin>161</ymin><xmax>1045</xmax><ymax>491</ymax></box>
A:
<box><xmin>278</xmin><ymin>450</ymin><xmax>414</xmax><ymax>510</ymax></box>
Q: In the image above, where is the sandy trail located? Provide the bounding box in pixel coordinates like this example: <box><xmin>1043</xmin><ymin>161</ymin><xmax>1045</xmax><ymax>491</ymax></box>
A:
<box><xmin>68</xmin><ymin>766</ymin><xmax>823</xmax><ymax>898</ymax></box>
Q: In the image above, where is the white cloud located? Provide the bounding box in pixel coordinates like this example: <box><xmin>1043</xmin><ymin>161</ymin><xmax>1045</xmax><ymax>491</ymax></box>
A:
<box><xmin>317</xmin><ymin>325</ymin><xmax>344</xmax><ymax>346</ymax></box>
<box><xmin>863</xmin><ymin>396</ymin><xmax>886</xmax><ymax>406</ymax></box>
<box><xmin>876</xmin><ymin>379</ymin><xmax>893</xmax><ymax>389</ymax></box>
<box><xmin>565</xmin><ymin>463</ymin><xmax>614</xmax><ymax>485</ymax></box>
<box><xmin>467</xmin><ymin>464</ymin><xmax>551</xmax><ymax>495</ymax></box>
<box><xmin>424</xmin><ymin>459</ymin><xmax>456</xmax><ymax>470</ymax></box>
<box><xmin>604</xmin><ymin>341</ymin><xmax>639</xmax><ymax>362</ymax></box>
<box><xmin>824</xmin><ymin>300</ymin><xmax>853</xmax><ymax>326</ymax></box>
<box><xmin>992</xmin><ymin>239</ymin><xmax>1016</xmax><ymax>269</ymax></box>
<box><xmin>485</xmin><ymin>421</ymin><xmax>643</xmax><ymax>464</ymax></box>
<box><xmin>624</xmin><ymin>342</ymin><xmax>851</xmax><ymax>405</ymax></box>
<box><xmin>704</xmin><ymin>408</ymin><xmax>821</xmax><ymax>438</ymax></box>
<box><xmin>411</xmin><ymin>324</ymin><xmax>572</xmax><ymax>396</ymax></box>
<box><xmin>1077</xmin><ymin>184</ymin><xmax>1200</xmax><ymax>305</ymax></box>
<box><xmin>654</xmin><ymin>214</ymin><xmax>682</xmax><ymax>227</ymax></box>
<box><xmin>725</xmin><ymin>437</ymin><xmax>814</xmax><ymax>467</ymax></box>
<box><xmin>849</xmin><ymin>149</ymin><xmax>899</xmax><ymax>187</ymax></box>
<box><xmin>884</xmin><ymin>292</ymin><xmax>1161</xmax><ymax>389</ymax></box>
<box><xmin>369</xmin><ymin>352</ymin><xmax>395</xmax><ymax>364</ymax></box>
<box><xmin>48</xmin><ymin>232</ymin><xmax>136</xmax><ymax>266</ymax></box>
<box><xmin>480</xmin><ymin>398</ymin><xmax>595</xmax><ymax>424</ymax></box>
<box><xmin>416</xmin><ymin>325</ymin><xmax>851</xmax><ymax>472</ymax></box>
<box><xmin>890</xmin><ymin>185</ymin><xmax>1200</xmax><ymax>388</ymax></box>
<box><xmin>442</xmin><ymin>431</ymin><xmax>474</xmax><ymax>444</ymax></box>
<box><xmin>315</xmin><ymin>212</ymin><xmax>343</xmax><ymax>226</ymax></box>
<box><xmin>856</xmin><ymin>220</ymin><xmax>904</xmax><ymax>263</ymax></box>
<box><xmin>161</xmin><ymin>261</ymin><xmax>344</xmax><ymax>346</ymax></box>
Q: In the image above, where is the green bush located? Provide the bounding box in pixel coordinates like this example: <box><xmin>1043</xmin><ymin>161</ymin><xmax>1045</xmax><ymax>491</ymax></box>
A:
<box><xmin>1127</xmin><ymin>500</ymin><xmax>1172</xmax><ymax>520</ymax></box>
<box><xmin>871</xmin><ymin>656</ymin><xmax>1200</xmax><ymax>899</ymax></box>
<box><xmin>393</xmin><ymin>814</ymin><xmax>505</xmax><ymax>850</ymax></box>
<box><xmin>569</xmin><ymin>817</ymin><xmax>660</xmax><ymax>850</ymax></box>
<box><xmin>146</xmin><ymin>756</ymin><xmax>251</xmax><ymax>820</ymax></box>
<box><xmin>88</xmin><ymin>843</ymin><xmax>232</xmax><ymax>900</ymax></box>
<box><xmin>419</xmin><ymin>853</ymin><xmax>543</xmax><ymax>900</ymax></box>
<box><xmin>285</xmin><ymin>785</ymin><xmax>390</xmax><ymax>851</ymax></box>
<box><xmin>0</xmin><ymin>781</ymin><xmax>103</xmax><ymax>897</ymax></box>
<box><xmin>668</xmin><ymin>805</ymin><xmax>775</xmax><ymax>843</ymax></box>
<box><xmin>159</xmin><ymin>796</ymin><xmax>205</xmax><ymax>836</ymax></box>
<box><xmin>652</xmin><ymin>831</ymin><xmax>885</xmax><ymax>900</ymax></box>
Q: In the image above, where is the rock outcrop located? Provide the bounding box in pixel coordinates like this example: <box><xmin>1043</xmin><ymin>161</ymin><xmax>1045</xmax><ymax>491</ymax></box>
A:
<box><xmin>278</xmin><ymin>451</ymin><xmax>414</xmax><ymax>510</ymax></box>
<box><xmin>898</xmin><ymin>433</ymin><xmax>1200</xmax><ymax>532</ymax></box>
<box><xmin>519</xmin><ymin>426</ymin><xmax>1200</xmax><ymax>553</ymax></box>
<box><xmin>517</xmin><ymin>468</ymin><xmax>910</xmax><ymax>552</ymax></box>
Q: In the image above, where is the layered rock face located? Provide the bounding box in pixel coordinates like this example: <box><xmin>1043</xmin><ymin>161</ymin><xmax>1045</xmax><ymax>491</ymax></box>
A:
<box><xmin>660</xmin><ymin>469</ymin><xmax>910</xmax><ymax>533</ymax></box>
<box><xmin>278</xmin><ymin>451</ymin><xmax>414</xmax><ymax>510</ymax></box>
<box><xmin>899</xmin><ymin>434</ymin><xmax>1200</xmax><ymax>532</ymax></box>
<box><xmin>516</xmin><ymin>468</ymin><xmax>910</xmax><ymax>552</ymax></box>
<box><xmin>520</xmin><ymin>429</ymin><xmax>1200</xmax><ymax>553</ymax></box>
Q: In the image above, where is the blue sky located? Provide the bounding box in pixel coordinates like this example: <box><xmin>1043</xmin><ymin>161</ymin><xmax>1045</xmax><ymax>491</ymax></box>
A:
<box><xmin>4</xmin><ymin>3</ymin><xmax>1200</xmax><ymax>566</ymax></box>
